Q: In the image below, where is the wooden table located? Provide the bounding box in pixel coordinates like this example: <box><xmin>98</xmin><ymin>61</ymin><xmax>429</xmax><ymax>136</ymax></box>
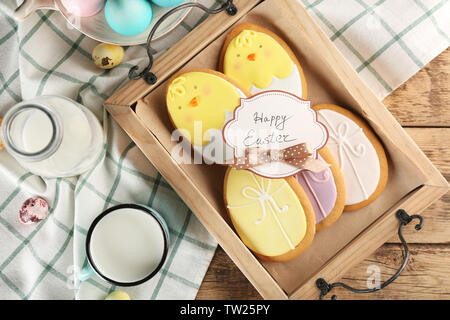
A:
<box><xmin>196</xmin><ymin>48</ymin><xmax>450</xmax><ymax>300</ymax></box>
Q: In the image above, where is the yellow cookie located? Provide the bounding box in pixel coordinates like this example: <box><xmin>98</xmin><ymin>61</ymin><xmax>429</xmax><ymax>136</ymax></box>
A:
<box><xmin>166</xmin><ymin>69</ymin><xmax>250</xmax><ymax>165</ymax></box>
<box><xmin>224</xmin><ymin>167</ymin><xmax>315</xmax><ymax>262</ymax></box>
<box><xmin>295</xmin><ymin>147</ymin><xmax>346</xmax><ymax>232</ymax></box>
<box><xmin>219</xmin><ymin>23</ymin><xmax>307</xmax><ymax>98</ymax></box>
<box><xmin>313</xmin><ymin>104</ymin><xmax>388</xmax><ymax>211</ymax></box>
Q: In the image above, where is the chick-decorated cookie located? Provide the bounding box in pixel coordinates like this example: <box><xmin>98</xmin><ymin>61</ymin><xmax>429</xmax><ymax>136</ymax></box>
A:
<box><xmin>224</xmin><ymin>167</ymin><xmax>315</xmax><ymax>262</ymax></box>
<box><xmin>166</xmin><ymin>69</ymin><xmax>250</xmax><ymax>164</ymax></box>
<box><xmin>219</xmin><ymin>23</ymin><xmax>307</xmax><ymax>98</ymax></box>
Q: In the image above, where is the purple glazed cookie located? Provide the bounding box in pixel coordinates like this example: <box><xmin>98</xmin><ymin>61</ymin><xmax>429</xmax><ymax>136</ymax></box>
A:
<box><xmin>295</xmin><ymin>147</ymin><xmax>346</xmax><ymax>231</ymax></box>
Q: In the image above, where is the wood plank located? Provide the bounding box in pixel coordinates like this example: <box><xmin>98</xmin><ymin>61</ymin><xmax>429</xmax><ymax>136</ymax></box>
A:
<box><xmin>289</xmin><ymin>185</ymin><xmax>447</xmax><ymax>300</ymax></box>
<box><xmin>406</xmin><ymin>128</ymin><xmax>450</xmax><ymax>181</ymax></box>
<box><xmin>391</xmin><ymin>193</ymin><xmax>450</xmax><ymax>244</ymax></box>
<box><xmin>198</xmin><ymin>244</ymin><xmax>450</xmax><ymax>300</ymax></box>
<box><xmin>328</xmin><ymin>244</ymin><xmax>450</xmax><ymax>300</ymax></box>
<box><xmin>392</xmin><ymin>128</ymin><xmax>450</xmax><ymax>243</ymax></box>
<box><xmin>197</xmin><ymin>247</ymin><xmax>262</xmax><ymax>300</ymax></box>
<box><xmin>384</xmin><ymin>48</ymin><xmax>450</xmax><ymax>127</ymax></box>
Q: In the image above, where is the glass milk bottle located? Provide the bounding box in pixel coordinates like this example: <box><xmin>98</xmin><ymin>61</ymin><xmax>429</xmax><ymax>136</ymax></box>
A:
<box><xmin>1</xmin><ymin>95</ymin><xmax>104</xmax><ymax>178</ymax></box>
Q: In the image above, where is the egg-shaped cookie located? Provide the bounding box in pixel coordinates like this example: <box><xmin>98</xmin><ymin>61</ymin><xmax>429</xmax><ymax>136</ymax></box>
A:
<box><xmin>219</xmin><ymin>23</ymin><xmax>307</xmax><ymax>98</ymax></box>
<box><xmin>166</xmin><ymin>69</ymin><xmax>249</xmax><ymax>165</ymax></box>
<box><xmin>313</xmin><ymin>104</ymin><xmax>388</xmax><ymax>211</ymax></box>
<box><xmin>224</xmin><ymin>167</ymin><xmax>315</xmax><ymax>262</ymax></box>
<box><xmin>295</xmin><ymin>147</ymin><xmax>346</xmax><ymax>231</ymax></box>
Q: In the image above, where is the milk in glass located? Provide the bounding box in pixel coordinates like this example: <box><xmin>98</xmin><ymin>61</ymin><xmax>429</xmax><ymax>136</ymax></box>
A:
<box><xmin>89</xmin><ymin>207</ymin><xmax>166</xmax><ymax>283</ymax></box>
<box><xmin>1</xmin><ymin>95</ymin><xmax>104</xmax><ymax>178</ymax></box>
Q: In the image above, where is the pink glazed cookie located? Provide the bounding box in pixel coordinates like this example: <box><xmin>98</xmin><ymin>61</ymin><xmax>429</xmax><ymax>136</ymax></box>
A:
<box><xmin>295</xmin><ymin>147</ymin><xmax>346</xmax><ymax>231</ymax></box>
<box><xmin>61</xmin><ymin>0</ymin><xmax>105</xmax><ymax>17</ymax></box>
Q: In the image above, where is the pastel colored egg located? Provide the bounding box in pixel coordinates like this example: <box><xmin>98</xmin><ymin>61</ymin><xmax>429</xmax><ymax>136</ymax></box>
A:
<box><xmin>61</xmin><ymin>0</ymin><xmax>105</xmax><ymax>17</ymax></box>
<box><xmin>105</xmin><ymin>0</ymin><xmax>153</xmax><ymax>37</ymax></box>
<box><xmin>151</xmin><ymin>0</ymin><xmax>184</xmax><ymax>7</ymax></box>
<box><xmin>105</xmin><ymin>290</ymin><xmax>131</xmax><ymax>300</ymax></box>
<box><xmin>92</xmin><ymin>43</ymin><xmax>125</xmax><ymax>69</ymax></box>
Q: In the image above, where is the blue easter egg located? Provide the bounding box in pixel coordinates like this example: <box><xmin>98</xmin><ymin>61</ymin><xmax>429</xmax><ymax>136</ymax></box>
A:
<box><xmin>151</xmin><ymin>0</ymin><xmax>184</xmax><ymax>7</ymax></box>
<box><xmin>105</xmin><ymin>0</ymin><xmax>153</xmax><ymax>37</ymax></box>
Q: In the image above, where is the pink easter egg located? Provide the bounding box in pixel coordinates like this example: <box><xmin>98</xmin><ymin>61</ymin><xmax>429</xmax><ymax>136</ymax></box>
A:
<box><xmin>61</xmin><ymin>0</ymin><xmax>106</xmax><ymax>17</ymax></box>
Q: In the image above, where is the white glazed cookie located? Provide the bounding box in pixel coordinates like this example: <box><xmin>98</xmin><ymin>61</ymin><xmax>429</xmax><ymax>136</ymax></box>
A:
<box><xmin>313</xmin><ymin>104</ymin><xmax>388</xmax><ymax>211</ymax></box>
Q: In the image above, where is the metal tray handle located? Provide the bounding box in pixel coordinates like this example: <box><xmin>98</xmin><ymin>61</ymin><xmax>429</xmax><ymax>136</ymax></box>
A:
<box><xmin>128</xmin><ymin>0</ymin><xmax>237</xmax><ymax>84</ymax></box>
<box><xmin>316</xmin><ymin>209</ymin><xmax>424</xmax><ymax>300</ymax></box>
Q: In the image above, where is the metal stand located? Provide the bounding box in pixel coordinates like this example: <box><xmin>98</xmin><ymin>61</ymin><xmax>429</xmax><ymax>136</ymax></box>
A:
<box><xmin>128</xmin><ymin>0</ymin><xmax>237</xmax><ymax>84</ymax></box>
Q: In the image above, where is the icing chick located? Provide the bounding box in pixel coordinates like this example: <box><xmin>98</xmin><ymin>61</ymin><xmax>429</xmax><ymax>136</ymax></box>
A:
<box><xmin>167</xmin><ymin>71</ymin><xmax>243</xmax><ymax>147</ymax></box>
<box><xmin>222</xmin><ymin>24</ymin><xmax>307</xmax><ymax>98</ymax></box>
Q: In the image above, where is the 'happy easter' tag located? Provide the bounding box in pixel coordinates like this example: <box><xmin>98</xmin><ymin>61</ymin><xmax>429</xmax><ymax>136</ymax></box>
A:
<box><xmin>223</xmin><ymin>91</ymin><xmax>329</xmax><ymax>178</ymax></box>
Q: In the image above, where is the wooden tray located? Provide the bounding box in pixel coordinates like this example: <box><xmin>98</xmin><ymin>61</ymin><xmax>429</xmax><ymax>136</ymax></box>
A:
<box><xmin>104</xmin><ymin>0</ymin><xmax>449</xmax><ymax>299</ymax></box>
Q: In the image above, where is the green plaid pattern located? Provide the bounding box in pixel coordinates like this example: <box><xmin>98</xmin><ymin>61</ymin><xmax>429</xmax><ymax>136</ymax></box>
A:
<box><xmin>0</xmin><ymin>0</ymin><xmax>219</xmax><ymax>300</ymax></box>
<box><xmin>300</xmin><ymin>0</ymin><xmax>450</xmax><ymax>98</ymax></box>
<box><xmin>0</xmin><ymin>0</ymin><xmax>449</xmax><ymax>299</ymax></box>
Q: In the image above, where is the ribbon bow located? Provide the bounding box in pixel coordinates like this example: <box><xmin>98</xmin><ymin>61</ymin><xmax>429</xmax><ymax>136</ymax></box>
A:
<box><xmin>230</xmin><ymin>143</ymin><xmax>329</xmax><ymax>172</ymax></box>
<box><xmin>331</xmin><ymin>122</ymin><xmax>366</xmax><ymax>170</ymax></box>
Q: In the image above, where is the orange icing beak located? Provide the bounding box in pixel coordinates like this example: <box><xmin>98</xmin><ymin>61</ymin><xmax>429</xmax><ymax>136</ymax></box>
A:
<box><xmin>189</xmin><ymin>96</ymin><xmax>199</xmax><ymax>107</ymax></box>
<box><xmin>247</xmin><ymin>53</ymin><xmax>256</xmax><ymax>61</ymax></box>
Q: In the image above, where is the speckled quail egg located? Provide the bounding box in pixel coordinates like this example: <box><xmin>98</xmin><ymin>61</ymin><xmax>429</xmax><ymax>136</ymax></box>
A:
<box><xmin>92</xmin><ymin>43</ymin><xmax>125</xmax><ymax>69</ymax></box>
<box><xmin>19</xmin><ymin>197</ymin><xmax>49</xmax><ymax>225</ymax></box>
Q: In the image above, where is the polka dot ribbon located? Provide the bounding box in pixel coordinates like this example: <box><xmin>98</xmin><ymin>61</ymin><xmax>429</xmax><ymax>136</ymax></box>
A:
<box><xmin>230</xmin><ymin>143</ymin><xmax>330</xmax><ymax>172</ymax></box>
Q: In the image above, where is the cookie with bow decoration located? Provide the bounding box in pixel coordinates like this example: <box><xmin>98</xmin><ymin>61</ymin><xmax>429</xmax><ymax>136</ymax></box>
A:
<box><xmin>224</xmin><ymin>167</ymin><xmax>316</xmax><ymax>262</ymax></box>
<box><xmin>295</xmin><ymin>146</ymin><xmax>346</xmax><ymax>232</ymax></box>
<box><xmin>233</xmin><ymin>143</ymin><xmax>346</xmax><ymax>231</ymax></box>
<box><xmin>219</xmin><ymin>23</ymin><xmax>307</xmax><ymax>98</ymax></box>
<box><xmin>313</xmin><ymin>104</ymin><xmax>388</xmax><ymax>211</ymax></box>
<box><xmin>166</xmin><ymin>69</ymin><xmax>250</xmax><ymax>165</ymax></box>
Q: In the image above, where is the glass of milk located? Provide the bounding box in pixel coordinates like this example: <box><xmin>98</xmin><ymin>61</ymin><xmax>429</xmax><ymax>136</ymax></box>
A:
<box><xmin>1</xmin><ymin>95</ymin><xmax>104</xmax><ymax>178</ymax></box>
<box><xmin>79</xmin><ymin>204</ymin><xmax>170</xmax><ymax>286</ymax></box>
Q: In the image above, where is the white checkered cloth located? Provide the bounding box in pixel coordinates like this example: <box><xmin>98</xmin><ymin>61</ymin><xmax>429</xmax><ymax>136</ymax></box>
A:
<box><xmin>0</xmin><ymin>0</ymin><xmax>449</xmax><ymax>300</ymax></box>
